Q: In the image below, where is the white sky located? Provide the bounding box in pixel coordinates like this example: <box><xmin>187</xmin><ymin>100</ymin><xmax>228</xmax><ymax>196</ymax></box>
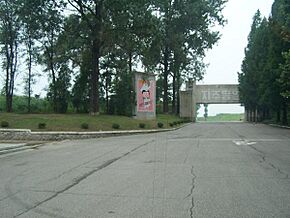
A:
<box><xmin>198</xmin><ymin>0</ymin><xmax>274</xmax><ymax>116</ymax></box>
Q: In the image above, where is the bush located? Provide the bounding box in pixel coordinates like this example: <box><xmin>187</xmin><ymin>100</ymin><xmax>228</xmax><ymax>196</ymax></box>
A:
<box><xmin>81</xmin><ymin>123</ymin><xmax>89</xmax><ymax>129</ymax></box>
<box><xmin>38</xmin><ymin>123</ymin><xmax>46</xmax><ymax>129</ymax></box>
<box><xmin>112</xmin><ymin>123</ymin><xmax>120</xmax><ymax>129</ymax></box>
<box><xmin>139</xmin><ymin>123</ymin><xmax>146</xmax><ymax>128</ymax></box>
<box><xmin>157</xmin><ymin>122</ymin><xmax>164</xmax><ymax>128</ymax></box>
<box><xmin>1</xmin><ymin>121</ymin><xmax>9</xmax><ymax>128</ymax></box>
<box><xmin>169</xmin><ymin>123</ymin><xmax>174</xmax><ymax>127</ymax></box>
<box><xmin>173</xmin><ymin>121</ymin><xmax>177</xmax><ymax>126</ymax></box>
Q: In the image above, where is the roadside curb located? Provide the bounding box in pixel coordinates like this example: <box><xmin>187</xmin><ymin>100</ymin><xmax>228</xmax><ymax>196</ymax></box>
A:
<box><xmin>0</xmin><ymin>123</ymin><xmax>191</xmax><ymax>142</ymax></box>
<box><xmin>268</xmin><ymin>124</ymin><xmax>290</xmax><ymax>129</ymax></box>
<box><xmin>0</xmin><ymin>143</ymin><xmax>42</xmax><ymax>155</ymax></box>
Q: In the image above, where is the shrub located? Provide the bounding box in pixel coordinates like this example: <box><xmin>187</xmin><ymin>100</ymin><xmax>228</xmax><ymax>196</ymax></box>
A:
<box><xmin>112</xmin><ymin>123</ymin><xmax>120</xmax><ymax>129</ymax></box>
<box><xmin>1</xmin><ymin>121</ymin><xmax>9</xmax><ymax>128</ymax></box>
<box><xmin>157</xmin><ymin>122</ymin><xmax>164</xmax><ymax>128</ymax></box>
<box><xmin>173</xmin><ymin>121</ymin><xmax>177</xmax><ymax>126</ymax></box>
<box><xmin>81</xmin><ymin>123</ymin><xmax>89</xmax><ymax>129</ymax></box>
<box><xmin>38</xmin><ymin>123</ymin><xmax>46</xmax><ymax>129</ymax></box>
<box><xmin>139</xmin><ymin>123</ymin><xmax>146</xmax><ymax>128</ymax></box>
<box><xmin>169</xmin><ymin>123</ymin><xmax>174</xmax><ymax>127</ymax></box>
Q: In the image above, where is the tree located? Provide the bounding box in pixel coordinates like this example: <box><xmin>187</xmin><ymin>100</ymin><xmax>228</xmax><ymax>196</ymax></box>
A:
<box><xmin>279</xmin><ymin>50</ymin><xmax>290</xmax><ymax>99</ymax></box>
<box><xmin>239</xmin><ymin>11</ymin><xmax>264</xmax><ymax>122</ymax></box>
<box><xmin>66</xmin><ymin>0</ymin><xmax>108</xmax><ymax>115</ymax></box>
<box><xmin>271</xmin><ymin>0</ymin><xmax>290</xmax><ymax>125</ymax></box>
<box><xmin>47</xmin><ymin>64</ymin><xmax>71</xmax><ymax>113</ymax></box>
<box><xmin>151</xmin><ymin>0</ymin><xmax>227</xmax><ymax>113</ymax></box>
<box><xmin>18</xmin><ymin>0</ymin><xmax>44</xmax><ymax>112</ymax></box>
<box><xmin>0</xmin><ymin>0</ymin><xmax>21</xmax><ymax>112</ymax></box>
<box><xmin>204</xmin><ymin>104</ymin><xmax>208</xmax><ymax>121</ymax></box>
<box><xmin>239</xmin><ymin>0</ymin><xmax>290</xmax><ymax>125</ymax></box>
<box><xmin>278</xmin><ymin>50</ymin><xmax>290</xmax><ymax>125</ymax></box>
<box><xmin>39</xmin><ymin>0</ymin><xmax>65</xmax><ymax>113</ymax></box>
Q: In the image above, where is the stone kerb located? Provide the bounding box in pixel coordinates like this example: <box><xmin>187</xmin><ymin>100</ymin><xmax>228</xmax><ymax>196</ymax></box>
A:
<box><xmin>0</xmin><ymin>128</ymin><xmax>174</xmax><ymax>141</ymax></box>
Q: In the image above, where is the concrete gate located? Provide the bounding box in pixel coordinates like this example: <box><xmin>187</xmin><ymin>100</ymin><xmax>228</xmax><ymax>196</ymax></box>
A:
<box><xmin>180</xmin><ymin>81</ymin><xmax>241</xmax><ymax>121</ymax></box>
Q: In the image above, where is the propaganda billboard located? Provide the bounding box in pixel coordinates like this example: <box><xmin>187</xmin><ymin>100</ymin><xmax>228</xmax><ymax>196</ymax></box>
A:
<box><xmin>137</xmin><ymin>77</ymin><xmax>155</xmax><ymax>112</ymax></box>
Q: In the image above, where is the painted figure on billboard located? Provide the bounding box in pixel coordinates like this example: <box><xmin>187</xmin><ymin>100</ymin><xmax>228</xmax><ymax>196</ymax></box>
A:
<box><xmin>137</xmin><ymin>78</ymin><xmax>155</xmax><ymax>112</ymax></box>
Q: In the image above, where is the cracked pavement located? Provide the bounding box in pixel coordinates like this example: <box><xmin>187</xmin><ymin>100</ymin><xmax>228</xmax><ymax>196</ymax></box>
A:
<box><xmin>0</xmin><ymin>122</ymin><xmax>289</xmax><ymax>217</ymax></box>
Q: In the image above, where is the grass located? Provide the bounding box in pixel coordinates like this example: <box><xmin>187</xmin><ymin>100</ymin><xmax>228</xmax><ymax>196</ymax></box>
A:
<box><xmin>0</xmin><ymin>113</ymin><xmax>185</xmax><ymax>131</ymax></box>
<box><xmin>197</xmin><ymin>113</ymin><xmax>244</xmax><ymax>122</ymax></box>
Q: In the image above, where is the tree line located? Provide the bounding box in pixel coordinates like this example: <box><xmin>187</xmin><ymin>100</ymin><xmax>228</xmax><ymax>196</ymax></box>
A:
<box><xmin>0</xmin><ymin>0</ymin><xmax>227</xmax><ymax>115</ymax></box>
<box><xmin>239</xmin><ymin>0</ymin><xmax>290</xmax><ymax>125</ymax></box>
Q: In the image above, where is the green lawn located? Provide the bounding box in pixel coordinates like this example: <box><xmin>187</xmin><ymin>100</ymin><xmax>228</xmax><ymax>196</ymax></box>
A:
<box><xmin>0</xmin><ymin>113</ymin><xmax>186</xmax><ymax>131</ymax></box>
<box><xmin>197</xmin><ymin>113</ymin><xmax>244</xmax><ymax>122</ymax></box>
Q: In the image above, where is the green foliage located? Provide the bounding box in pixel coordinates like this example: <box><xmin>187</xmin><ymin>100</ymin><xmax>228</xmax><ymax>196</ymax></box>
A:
<box><xmin>139</xmin><ymin>123</ymin><xmax>146</xmax><ymax>128</ymax></box>
<box><xmin>197</xmin><ymin>113</ymin><xmax>244</xmax><ymax>122</ymax></box>
<box><xmin>279</xmin><ymin>50</ymin><xmax>290</xmax><ymax>99</ymax></box>
<box><xmin>0</xmin><ymin>113</ymin><xmax>184</xmax><ymax>131</ymax></box>
<box><xmin>38</xmin><ymin>123</ymin><xmax>46</xmax><ymax>129</ymax></box>
<box><xmin>1</xmin><ymin>121</ymin><xmax>9</xmax><ymax>127</ymax></box>
<box><xmin>0</xmin><ymin>0</ymin><xmax>227</xmax><ymax>116</ymax></box>
<box><xmin>111</xmin><ymin>70</ymin><xmax>134</xmax><ymax>116</ymax></box>
<box><xmin>0</xmin><ymin>95</ymin><xmax>51</xmax><ymax>113</ymax></box>
<box><xmin>112</xmin><ymin>123</ymin><xmax>120</xmax><ymax>129</ymax></box>
<box><xmin>0</xmin><ymin>0</ymin><xmax>21</xmax><ymax>112</ymax></box>
<box><xmin>157</xmin><ymin>122</ymin><xmax>164</xmax><ymax>128</ymax></box>
<box><xmin>47</xmin><ymin>64</ymin><xmax>72</xmax><ymax>113</ymax></box>
<box><xmin>81</xmin><ymin>123</ymin><xmax>89</xmax><ymax>129</ymax></box>
<box><xmin>239</xmin><ymin>3</ymin><xmax>290</xmax><ymax>124</ymax></box>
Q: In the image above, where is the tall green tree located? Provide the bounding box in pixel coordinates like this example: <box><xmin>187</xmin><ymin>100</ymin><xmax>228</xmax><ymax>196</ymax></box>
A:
<box><xmin>151</xmin><ymin>0</ymin><xmax>227</xmax><ymax>113</ymax></box>
<box><xmin>67</xmin><ymin>0</ymin><xmax>107</xmax><ymax>115</ymax></box>
<box><xmin>271</xmin><ymin>0</ymin><xmax>290</xmax><ymax>124</ymax></box>
<box><xmin>39</xmin><ymin>0</ymin><xmax>65</xmax><ymax>113</ymax></box>
<box><xmin>18</xmin><ymin>0</ymin><xmax>44</xmax><ymax>112</ymax></box>
<box><xmin>239</xmin><ymin>11</ymin><xmax>264</xmax><ymax>121</ymax></box>
<box><xmin>0</xmin><ymin>0</ymin><xmax>21</xmax><ymax>112</ymax></box>
<box><xmin>239</xmin><ymin>0</ymin><xmax>290</xmax><ymax>125</ymax></box>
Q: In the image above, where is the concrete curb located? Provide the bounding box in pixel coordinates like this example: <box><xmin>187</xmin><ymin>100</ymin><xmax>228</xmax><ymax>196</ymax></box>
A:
<box><xmin>0</xmin><ymin>142</ymin><xmax>44</xmax><ymax>155</ymax></box>
<box><xmin>0</xmin><ymin>123</ymin><xmax>191</xmax><ymax>142</ymax></box>
<box><xmin>0</xmin><ymin>143</ymin><xmax>27</xmax><ymax>151</ymax></box>
<box><xmin>268</xmin><ymin>124</ymin><xmax>290</xmax><ymax>129</ymax></box>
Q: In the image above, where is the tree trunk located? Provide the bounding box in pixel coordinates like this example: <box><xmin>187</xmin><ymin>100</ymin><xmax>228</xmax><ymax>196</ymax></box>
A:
<box><xmin>50</xmin><ymin>58</ymin><xmax>57</xmax><ymax>113</ymax></box>
<box><xmin>105</xmin><ymin>72</ymin><xmax>109</xmax><ymax>114</ymax></box>
<box><xmin>90</xmin><ymin>40</ymin><xmax>100</xmax><ymax>115</ymax></box>
<box><xmin>176</xmin><ymin>74</ymin><xmax>180</xmax><ymax>115</ymax></box>
<box><xmin>276</xmin><ymin>107</ymin><xmax>281</xmax><ymax>123</ymax></box>
<box><xmin>6</xmin><ymin>41</ymin><xmax>17</xmax><ymax>113</ymax></box>
<box><xmin>47</xmin><ymin>33</ymin><xmax>57</xmax><ymax>113</ymax></box>
<box><xmin>6</xmin><ymin>95</ymin><xmax>12</xmax><ymax>113</ymax></box>
<box><xmin>28</xmin><ymin>41</ymin><xmax>32</xmax><ymax>113</ymax></box>
<box><xmin>5</xmin><ymin>44</ymin><xmax>10</xmax><ymax>112</ymax></box>
<box><xmin>163</xmin><ymin>45</ymin><xmax>169</xmax><ymax>113</ymax></box>
<box><xmin>172</xmin><ymin>71</ymin><xmax>176</xmax><ymax>114</ymax></box>
<box><xmin>282</xmin><ymin>101</ymin><xmax>288</xmax><ymax>125</ymax></box>
<box><xmin>128</xmin><ymin>51</ymin><xmax>134</xmax><ymax>117</ymax></box>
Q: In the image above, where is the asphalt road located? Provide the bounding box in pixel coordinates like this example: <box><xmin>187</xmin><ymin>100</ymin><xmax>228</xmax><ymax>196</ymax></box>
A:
<box><xmin>0</xmin><ymin>122</ymin><xmax>289</xmax><ymax>218</ymax></box>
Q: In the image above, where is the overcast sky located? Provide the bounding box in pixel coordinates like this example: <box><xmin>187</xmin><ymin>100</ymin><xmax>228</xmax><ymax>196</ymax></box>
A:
<box><xmin>198</xmin><ymin>0</ymin><xmax>274</xmax><ymax>116</ymax></box>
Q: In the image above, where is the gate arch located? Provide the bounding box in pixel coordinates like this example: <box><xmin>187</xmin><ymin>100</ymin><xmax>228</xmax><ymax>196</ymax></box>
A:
<box><xmin>180</xmin><ymin>81</ymin><xmax>241</xmax><ymax>121</ymax></box>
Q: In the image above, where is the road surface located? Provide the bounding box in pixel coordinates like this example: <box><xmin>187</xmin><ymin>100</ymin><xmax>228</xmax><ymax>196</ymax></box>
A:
<box><xmin>0</xmin><ymin>122</ymin><xmax>289</xmax><ymax>218</ymax></box>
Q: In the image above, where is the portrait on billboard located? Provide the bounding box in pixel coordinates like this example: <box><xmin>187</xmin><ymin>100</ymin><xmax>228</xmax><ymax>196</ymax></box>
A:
<box><xmin>137</xmin><ymin>78</ymin><xmax>155</xmax><ymax>112</ymax></box>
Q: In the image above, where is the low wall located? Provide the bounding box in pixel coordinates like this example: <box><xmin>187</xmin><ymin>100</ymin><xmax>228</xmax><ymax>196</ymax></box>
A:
<box><xmin>0</xmin><ymin>128</ymin><xmax>171</xmax><ymax>141</ymax></box>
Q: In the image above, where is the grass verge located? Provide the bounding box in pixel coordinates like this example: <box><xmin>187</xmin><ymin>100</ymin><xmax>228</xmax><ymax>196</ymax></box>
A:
<box><xmin>197</xmin><ymin>113</ymin><xmax>244</xmax><ymax>122</ymax></box>
<box><xmin>0</xmin><ymin>113</ymin><xmax>187</xmax><ymax>131</ymax></box>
